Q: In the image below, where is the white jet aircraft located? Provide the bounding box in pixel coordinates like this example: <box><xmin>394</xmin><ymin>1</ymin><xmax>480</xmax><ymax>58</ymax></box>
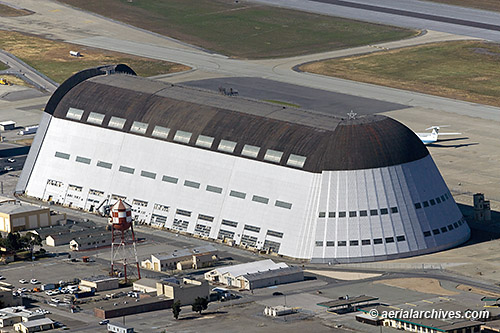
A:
<box><xmin>416</xmin><ymin>126</ymin><xmax>461</xmax><ymax>145</ymax></box>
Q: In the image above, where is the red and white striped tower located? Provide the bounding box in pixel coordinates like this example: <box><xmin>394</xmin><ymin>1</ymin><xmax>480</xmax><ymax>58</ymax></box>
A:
<box><xmin>110</xmin><ymin>199</ymin><xmax>140</xmax><ymax>283</ymax></box>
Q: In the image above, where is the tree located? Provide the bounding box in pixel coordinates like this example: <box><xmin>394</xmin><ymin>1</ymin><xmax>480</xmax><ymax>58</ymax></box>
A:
<box><xmin>191</xmin><ymin>297</ymin><xmax>208</xmax><ymax>315</ymax></box>
<box><xmin>172</xmin><ymin>300</ymin><xmax>182</xmax><ymax>320</ymax></box>
<box><xmin>4</xmin><ymin>232</ymin><xmax>21</xmax><ymax>252</ymax></box>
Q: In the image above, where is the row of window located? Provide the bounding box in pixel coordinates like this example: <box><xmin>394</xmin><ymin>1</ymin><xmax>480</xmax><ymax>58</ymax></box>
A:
<box><xmin>55</xmin><ymin>151</ymin><xmax>293</xmax><ymax>210</ymax></box>
<box><xmin>422</xmin><ymin>218</ymin><xmax>466</xmax><ymax>237</ymax></box>
<box><xmin>316</xmin><ymin>235</ymin><xmax>406</xmax><ymax>247</ymax></box>
<box><xmin>414</xmin><ymin>193</ymin><xmax>450</xmax><ymax>209</ymax></box>
<box><xmin>66</xmin><ymin>107</ymin><xmax>307</xmax><ymax>168</ymax></box>
<box><xmin>319</xmin><ymin>207</ymin><xmax>398</xmax><ymax>219</ymax></box>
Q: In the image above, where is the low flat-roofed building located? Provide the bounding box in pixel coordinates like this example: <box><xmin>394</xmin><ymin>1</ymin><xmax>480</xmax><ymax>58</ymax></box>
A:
<box><xmin>13</xmin><ymin>318</ymin><xmax>54</xmax><ymax>333</ymax></box>
<box><xmin>94</xmin><ymin>296</ymin><xmax>173</xmax><ymax>319</ymax></box>
<box><xmin>46</xmin><ymin>226</ymin><xmax>107</xmax><ymax>247</ymax></box>
<box><xmin>69</xmin><ymin>233</ymin><xmax>110</xmax><ymax>251</ymax></box>
<box><xmin>0</xmin><ymin>121</ymin><xmax>16</xmax><ymax>131</ymax></box>
<box><xmin>107</xmin><ymin>322</ymin><xmax>134</xmax><ymax>333</ymax></box>
<box><xmin>142</xmin><ymin>245</ymin><xmax>217</xmax><ymax>272</ymax></box>
<box><xmin>156</xmin><ymin>277</ymin><xmax>209</xmax><ymax>306</ymax></box>
<box><xmin>0</xmin><ymin>202</ymin><xmax>65</xmax><ymax>233</ymax></box>
<box><xmin>0</xmin><ymin>307</ymin><xmax>44</xmax><ymax>328</ymax></box>
<box><xmin>133</xmin><ymin>278</ymin><xmax>157</xmax><ymax>293</ymax></box>
<box><xmin>80</xmin><ymin>276</ymin><xmax>119</xmax><ymax>292</ymax></box>
<box><xmin>204</xmin><ymin>259</ymin><xmax>303</xmax><ymax>290</ymax></box>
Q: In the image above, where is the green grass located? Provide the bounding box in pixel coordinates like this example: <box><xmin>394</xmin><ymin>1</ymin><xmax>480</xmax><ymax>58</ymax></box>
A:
<box><xmin>0</xmin><ymin>30</ymin><xmax>189</xmax><ymax>83</ymax></box>
<box><xmin>300</xmin><ymin>40</ymin><xmax>500</xmax><ymax>107</ymax></box>
<box><xmin>59</xmin><ymin>0</ymin><xmax>416</xmax><ymax>59</ymax></box>
<box><xmin>264</xmin><ymin>99</ymin><xmax>300</xmax><ymax>108</ymax></box>
<box><xmin>0</xmin><ymin>61</ymin><xmax>7</xmax><ymax>71</ymax></box>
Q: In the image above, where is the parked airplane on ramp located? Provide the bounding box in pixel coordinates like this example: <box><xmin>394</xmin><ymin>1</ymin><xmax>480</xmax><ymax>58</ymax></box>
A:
<box><xmin>416</xmin><ymin>126</ymin><xmax>461</xmax><ymax>145</ymax></box>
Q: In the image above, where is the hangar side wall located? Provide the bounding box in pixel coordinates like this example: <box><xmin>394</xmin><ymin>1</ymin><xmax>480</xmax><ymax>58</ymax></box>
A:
<box><xmin>22</xmin><ymin>117</ymin><xmax>320</xmax><ymax>259</ymax></box>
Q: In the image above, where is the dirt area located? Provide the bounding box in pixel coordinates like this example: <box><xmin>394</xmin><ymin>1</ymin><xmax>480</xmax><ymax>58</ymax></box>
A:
<box><xmin>0</xmin><ymin>4</ymin><xmax>32</xmax><ymax>17</ymax></box>
<box><xmin>374</xmin><ymin>278</ymin><xmax>459</xmax><ymax>296</ymax></box>
<box><xmin>424</xmin><ymin>0</ymin><xmax>500</xmax><ymax>12</ymax></box>
<box><xmin>306</xmin><ymin>270</ymin><xmax>381</xmax><ymax>280</ymax></box>
<box><xmin>456</xmin><ymin>284</ymin><xmax>500</xmax><ymax>298</ymax></box>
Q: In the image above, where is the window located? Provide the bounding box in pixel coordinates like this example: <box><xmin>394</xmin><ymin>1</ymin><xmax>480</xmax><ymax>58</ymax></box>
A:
<box><xmin>194</xmin><ymin>224</ymin><xmax>211</xmax><ymax>237</ymax></box>
<box><xmin>221</xmin><ymin>219</ymin><xmax>238</xmax><ymax>228</ymax></box>
<box><xmin>275</xmin><ymin>200</ymin><xmax>292</xmax><ymax>209</ymax></box>
<box><xmin>349</xmin><ymin>211</ymin><xmax>357</xmax><ymax>217</ymax></box>
<box><xmin>252</xmin><ymin>195</ymin><xmax>269</xmax><ymax>204</ymax></box>
<box><xmin>119</xmin><ymin>166</ymin><xmax>135</xmax><ymax>174</ymax></box>
<box><xmin>162</xmin><ymin>175</ymin><xmax>178</xmax><ymax>184</ymax></box>
<box><xmin>441</xmin><ymin>195</ymin><xmax>446</xmax><ymax>202</ymax></box>
<box><xmin>338</xmin><ymin>211</ymin><xmax>346</xmax><ymax>218</ymax></box>
<box><xmin>350</xmin><ymin>240</ymin><xmax>359</xmax><ymax>246</ymax></box>
<box><xmin>264</xmin><ymin>149</ymin><xmax>283</xmax><ymax>163</ymax></box>
<box><xmin>87</xmin><ymin>112</ymin><xmax>105</xmax><ymax>125</ymax></box>
<box><xmin>432</xmin><ymin>229</ymin><xmax>440</xmax><ymax>235</ymax></box>
<box><xmin>153</xmin><ymin>203</ymin><xmax>169</xmax><ymax>212</ymax></box>
<box><xmin>385</xmin><ymin>237</ymin><xmax>395</xmax><ymax>243</ymax></box>
<box><xmin>108</xmin><ymin>116</ymin><xmax>126</xmax><ymax>129</ymax></box>
<box><xmin>373</xmin><ymin>238</ymin><xmax>383</xmax><ymax>245</ymax></box>
<box><xmin>244</xmin><ymin>224</ymin><xmax>261</xmax><ymax>233</ymax></box>
<box><xmin>453</xmin><ymin>222</ymin><xmax>459</xmax><ymax>228</ymax></box>
<box><xmin>391</xmin><ymin>207</ymin><xmax>398</xmax><ymax>213</ymax></box>
<box><xmin>414</xmin><ymin>203</ymin><xmax>422</xmax><ymax>209</ymax></box>
<box><xmin>173</xmin><ymin>130</ymin><xmax>192</xmax><ymax>144</ymax></box>
<box><xmin>445</xmin><ymin>193</ymin><xmax>449</xmax><ymax>199</ymax></box>
<box><xmin>241</xmin><ymin>234</ymin><xmax>258</xmax><ymax>247</ymax></box>
<box><xmin>76</xmin><ymin>156</ymin><xmax>91</xmax><ymax>164</ymax></box>
<box><xmin>176</xmin><ymin>209</ymin><xmax>191</xmax><ymax>217</ymax></box>
<box><xmin>206</xmin><ymin>185</ymin><xmax>222</xmax><ymax>194</ymax></box>
<box><xmin>111</xmin><ymin>194</ymin><xmax>126</xmax><ymax>201</ymax></box>
<box><xmin>68</xmin><ymin>184</ymin><xmax>82</xmax><ymax>192</ymax></box>
<box><xmin>198</xmin><ymin>214</ymin><xmax>214</xmax><ymax>222</ymax></box>
<box><xmin>66</xmin><ymin>107</ymin><xmax>84</xmax><ymax>120</ymax></box>
<box><xmin>141</xmin><ymin>170</ymin><xmax>156</xmax><ymax>179</ymax></box>
<box><xmin>132</xmin><ymin>199</ymin><xmax>148</xmax><ymax>207</ymax></box>
<box><xmin>380</xmin><ymin>208</ymin><xmax>389</xmax><ymax>215</ymax></box>
<box><xmin>440</xmin><ymin>227</ymin><xmax>448</xmax><ymax>233</ymax></box>
<box><xmin>184</xmin><ymin>180</ymin><xmax>200</xmax><ymax>189</ymax></box>
<box><xmin>89</xmin><ymin>189</ymin><xmax>104</xmax><ymax>196</ymax></box>
<box><xmin>359</xmin><ymin>210</ymin><xmax>368</xmax><ymax>217</ymax></box>
<box><xmin>218</xmin><ymin>229</ymin><xmax>235</xmax><ymax>240</ymax></box>
<box><xmin>362</xmin><ymin>239</ymin><xmax>371</xmax><ymax>245</ymax></box>
<box><xmin>326</xmin><ymin>241</ymin><xmax>335</xmax><ymax>247</ymax></box>
<box><xmin>315</xmin><ymin>241</ymin><xmax>323</xmax><ymax>247</ymax></box>
<box><xmin>423</xmin><ymin>231</ymin><xmax>432</xmax><ymax>237</ymax></box>
<box><xmin>370</xmin><ymin>209</ymin><xmax>378</xmax><ymax>216</ymax></box>
<box><xmin>55</xmin><ymin>151</ymin><xmax>70</xmax><ymax>160</ymax></box>
<box><xmin>328</xmin><ymin>212</ymin><xmax>336</xmax><ymax>218</ymax></box>
<box><xmin>396</xmin><ymin>235</ymin><xmax>406</xmax><ymax>242</ymax></box>
<box><xmin>263</xmin><ymin>239</ymin><xmax>281</xmax><ymax>252</ymax></box>
<box><xmin>152</xmin><ymin>126</ymin><xmax>170</xmax><ymax>139</ymax></box>
<box><xmin>267</xmin><ymin>230</ymin><xmax>283</xmax><ymax>238</ymax></box>
<box><xmin>447</xmin><ymin>224</ymin><xmax>454</xmax><ymax>231</ymax></box>
<box><xmin>230</xmin><ymin>190</ymin><xmax>246</xmax><ymax>199</ymax></box>
<box><xmin>195</xmin><ymin>135</ymin><xmax>214</xmax><ymax>148</ymax></box>
<box><xmin>218</xmin><ymin>139</ymin><xmax>237</xmax><ymax>153</ymax></box>
<box><xmin>423</xmin><ymin>201</ymin><xmax>429</xmax><ymax>207</ymax></box>
<box><xmin>130</xmin><ymin>121</ymin><xmax>148</xmax><ymax>134</ymax></box>
<box><xmin>286</xmin><ymin>154</ymin><xmax>307</xmax><ymax>168</ymax></box>
<box><xmin>318</xmin><ymin>212</ymin><xmax>326</xmax><ymax>218</ymax></box>
<box><xmin>458</xmin><ymin>220</ymin><xmax>463</xmax><ymax>226</ymax></box>
<box><xmin>430</xmin><ymin>199</ymin><xmax>436</xmax><ymax>206</ymax></box>
<box><xmin>97</xmin><ymin>161</ymin><xmax>112</xmax><ymax>169</ymax></box>
<box><xmin>338</xmin><ymin>241</ymin><xmax>346</xmax><ymax>247</ymax></box>
<box><xmin>241</xmin><ymin>144</ymin><xmax>260</xmax><ymax>158</ymax></box>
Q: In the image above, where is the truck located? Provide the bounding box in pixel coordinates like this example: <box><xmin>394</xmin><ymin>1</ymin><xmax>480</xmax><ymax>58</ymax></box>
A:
<box><xmin>18</xmin><ymin>125</ymin><xmax>38</xmax><ymax>135</ymax></box>
<box><xmin>42</xmin><ymin>283</ymin><xmax>57</xmax><ymax>291</ymax></box>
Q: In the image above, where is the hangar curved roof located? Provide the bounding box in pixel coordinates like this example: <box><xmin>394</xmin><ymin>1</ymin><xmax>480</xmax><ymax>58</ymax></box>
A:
<box><xmin>46</xmin><ymin>66</ymin><xmax>428</xmax><ymax>172</ymax></box>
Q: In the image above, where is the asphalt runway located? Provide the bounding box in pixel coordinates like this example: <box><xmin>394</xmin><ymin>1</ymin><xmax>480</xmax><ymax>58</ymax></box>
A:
<box><xmin>183</xmin><ymin>77</ymin><xmax>409</xmax><ymax>116</ymax></box>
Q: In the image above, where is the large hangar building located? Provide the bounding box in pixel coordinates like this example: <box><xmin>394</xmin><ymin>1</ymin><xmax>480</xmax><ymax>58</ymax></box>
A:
<box><xmin>16</xmin><ymin>65</ymin><xmax>470</xmax><ymax>263</ymax></box>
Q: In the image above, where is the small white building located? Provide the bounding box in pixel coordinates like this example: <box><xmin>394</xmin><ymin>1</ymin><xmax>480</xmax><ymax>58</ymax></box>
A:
<box><xmin>0</xmin><ymin>307</ymin><xmax>44</xmax><ymax>328</ymax></box>
<box><xmin>107</xmin><ymin>322</ymin><xmax>133</xmax><ymax>333</ymax></box>
<box><xmin>141</xmin><ymin>245</ymin><xmax>218</xmax><ymax>272</ymax></box>
<box><xmin>204</xmin><ymin>259</ymin><xmax>303</xmax><ymax>290</ymax></box>
<box><xmin>132</xmin><ymin>278</ymin><xmax>157</xmax><ymax>293</ymax></box>
<box><xmin>14</xmin><ymin>318</ymin><xmax>54</xmax><ymax>333</ymax></box>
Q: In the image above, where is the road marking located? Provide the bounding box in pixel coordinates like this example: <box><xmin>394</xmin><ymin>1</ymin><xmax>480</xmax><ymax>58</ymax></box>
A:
<box><xmin>439</xmin><ymin>297</ymin><xmax>451</xmax><ymax>301</ymax></box>
<box><xmin>50</xmin><ymin>9</ymin><xmax>60</xmax><ymax>12</ymax></box>
<box><xmin>422</xmin><ymin>300</ymin><xmax>434</xmax><ymax>304</ymax></box>
<box><xmin>389</xmin><ymin>306</ymin><xmax>401</xmax><ymax>310</ymax></box>
<box><xmin>405</xmin><ymin>303</ymin><xmax>417</xmax><ymax>307</ymax></box>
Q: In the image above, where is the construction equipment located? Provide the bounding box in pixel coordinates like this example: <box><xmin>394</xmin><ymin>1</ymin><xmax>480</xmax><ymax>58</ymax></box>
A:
<box><xmin>0</xmin><ymin>78</ymin><xmax>11</xmax><ymax>85</ymax></box>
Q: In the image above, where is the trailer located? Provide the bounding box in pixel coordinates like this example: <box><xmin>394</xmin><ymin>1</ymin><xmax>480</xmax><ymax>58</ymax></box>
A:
<box><xmin>18</xmin><ymin>125</ymin><xmax>38</xmax><ymax>135</ymax></box>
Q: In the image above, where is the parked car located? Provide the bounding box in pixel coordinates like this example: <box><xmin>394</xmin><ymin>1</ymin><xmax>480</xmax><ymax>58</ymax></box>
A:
<box><xmin>7</xmin><ymin>158</ymin><xmax>15</xmax><ymax>163</ymax></box>
<box><xmin>30</xmin><ymin>279</ymin><xmax>40</xmax><ymax>284</ymax></box>
<box><xmin>98</xmin><ymin>320</ymin><xmax>109</xmax><ymax>325</ymax></box>
<box><xmin>19</xmin><ymin>279</ymin><xmax>27</xmax><ymax>284</ymax></box>
<box><xmin>0</xmin><ymin>275</ymin><xmax>5</xmax><ymax>280</ymax></box>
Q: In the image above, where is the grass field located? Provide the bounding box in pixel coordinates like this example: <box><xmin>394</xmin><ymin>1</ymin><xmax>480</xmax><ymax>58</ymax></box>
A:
<box><xmin>59</xmin><ymin>0</ymin><xmax>416</xmax><ymax>59</ymax></box>
<box><xmin>0</xmin><ymin>30</ymin><xmax>189</xmax><ymax>83</ymax></box>
<box><xmin>0</xmin><ymin>62</ymin><xmax>7</xmax><ymax>71</ymax></box>
<box><xmin>300</xmin><ymin>41</ymin><xmax>500</xmax><ymax>107</ymax></box>
<box><xmin>0</xmin><ymin>4</ymin><xmax>32</xmax><ymax>17</ymax></box>
<box><xmin>425</xmin><ymin>0</ymin><xmax>500</xmax><ymax>12</ymax></box>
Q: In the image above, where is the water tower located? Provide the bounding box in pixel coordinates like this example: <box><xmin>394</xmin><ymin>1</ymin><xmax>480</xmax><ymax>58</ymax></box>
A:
<box><xmin>109</xmin><ymin>199</ymin><xmax>141</xmax><ymax>283</ymax></box>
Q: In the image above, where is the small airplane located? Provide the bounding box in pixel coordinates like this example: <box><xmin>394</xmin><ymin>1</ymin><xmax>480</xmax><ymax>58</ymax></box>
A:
<box><xmin>415</xmin><ymin>126</ymin><xmax>462</xmax><ymax>145</ymax></box>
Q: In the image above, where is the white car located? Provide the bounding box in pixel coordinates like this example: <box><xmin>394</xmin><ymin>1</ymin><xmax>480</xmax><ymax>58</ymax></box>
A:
<box><xmin>0</xmin><ymin>275</ymin><xmax>5</xmax><ymax>280</ymax></box>
<box><xmin>50</xmin><ymin>298</ymin><xmax>60</xmax><ymax>303</ymax></box>
<box><xmin>17</xmin><ymin>287</ymin><xmax>28</xmax><ymax>293</ymax></box>
<box><xmin>7</xmin><ymin>158</ymin><xmax>15</xmax><ymax>163</ymax></box>
<box><xmin>30</xmin><ymin>279</ymin><xmax>39</xmax><ymax>284</ymax></box>
<box><xmin>19</xmin><ymin>279</ymin><xmax>27</xmax><ymax>284</ymax></box>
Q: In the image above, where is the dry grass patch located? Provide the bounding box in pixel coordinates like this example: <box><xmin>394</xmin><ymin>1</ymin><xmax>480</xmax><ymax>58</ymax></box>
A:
<box><xmin>425</xmin><ymin>0</ymin><xmax>500</xmax><ymax>12</ymax></box>
<box><xmin>301</xmin><ymin>40</ymin><xmax>500</xmax><ymax>107</ymax></box>
<box><xmin>456</xmin><ymin>284</ymin><xmax>500</xmax><ymax>298</ymax></box>
<box><xmin>0</xmin><ymin>75</ymin><xmax>33</xmax><ymax>87</ymax></box>
<box><xmin>0</xmin><ymin>4</ymin><xmax>32</xmax><ymax>17</ymax></box>
<box><xmin>0</xmin><ymin>30</ymin><xmax>189</xmax><ymax>83</ymax></box>
<box><xmin>374</xmin><ymin>278</ymin><xmax>458</xmax><ymax>296</ymax></box>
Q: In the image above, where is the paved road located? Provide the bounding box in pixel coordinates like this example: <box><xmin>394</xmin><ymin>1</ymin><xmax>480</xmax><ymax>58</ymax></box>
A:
<box><xmin>252</xmin><ymin>0</ymin><xmax>500</xmax><ymax>42</ymax></box>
